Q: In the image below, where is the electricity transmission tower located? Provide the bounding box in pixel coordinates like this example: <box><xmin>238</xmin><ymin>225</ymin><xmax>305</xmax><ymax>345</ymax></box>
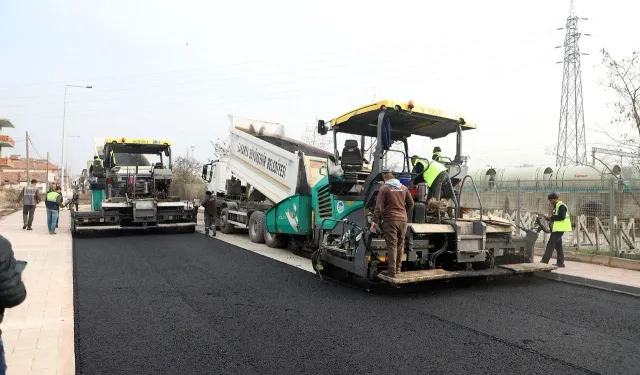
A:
<box><xmin>555</xmin><ymin>0</ymin><xmax>589</xmax><ymax>166</ymax></box>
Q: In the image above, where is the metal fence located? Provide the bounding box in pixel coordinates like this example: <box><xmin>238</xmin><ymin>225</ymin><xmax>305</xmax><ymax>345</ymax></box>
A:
<box><xmin>459</xmin><ymin>179</ymin><xmax>640</xmax><ymax>256</ymax></box>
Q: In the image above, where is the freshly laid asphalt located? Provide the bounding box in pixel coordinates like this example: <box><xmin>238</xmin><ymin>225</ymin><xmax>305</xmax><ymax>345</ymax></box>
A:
<box><xmin>73</xmin><ymin>234</ymin><xmax>640</xmax><ymax>375</ymax></box>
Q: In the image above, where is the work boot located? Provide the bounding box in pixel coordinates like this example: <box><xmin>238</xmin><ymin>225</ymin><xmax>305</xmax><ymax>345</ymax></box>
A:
<box><xmin>27</xmin><ymin>227</ymin><xmax>32</xmax><ymax>231</ymax></box>
<box><xmin>380</xmin><ymin>270</ymin><xmax>396</xmax><ymax>278</ymax></box>
<box><xmin>22</xmin><ymin>224</ymin><xmax>27</xmax><ymax>230</ymax></box>
<box><xmin>205</xmin><ymin>230</ymin><xmax>209</xmax><ymax>235</ymax></box>
<box><xmin>554</xmin><ymin>263</ymin><xmax>565</xmax><ymax>268</ymax></box>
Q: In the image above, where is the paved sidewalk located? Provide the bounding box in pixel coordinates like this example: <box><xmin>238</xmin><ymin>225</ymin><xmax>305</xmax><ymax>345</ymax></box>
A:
<box><xmin>0</xmin><ymin>205</ymin><xmax>74</xmax><ymax>375</ymax></box>
<box><xmin>534</xmin><ymin>255</ymin><xmax>640</xmax><ymax>297</ymax></box>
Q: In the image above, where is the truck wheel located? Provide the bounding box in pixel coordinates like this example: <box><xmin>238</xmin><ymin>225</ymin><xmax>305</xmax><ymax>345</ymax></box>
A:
<box><xmin>265</xmin><ymin>230</ymin><xmax>287</xmax><ymax>248</ymax></box>
<box><xmin>248</xmin><ymin>211</ymin><xmax>266</xmax><ymax>243</ymax></box>
<box><xmin>220</xmin><ymin>208</ymin><xmax>234</xmax><ymax>234</ymax></box>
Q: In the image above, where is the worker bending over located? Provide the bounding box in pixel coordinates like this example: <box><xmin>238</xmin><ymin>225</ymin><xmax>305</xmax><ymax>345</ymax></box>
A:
<box><xmin>371</xmin><ymin>172</ymin><xmax>415</xmax><ymax>277</ymax></box>
<box><xmin>411</xmin><ymin>155</ymin><xmax>454</xmax><ymax>202</ymax></box>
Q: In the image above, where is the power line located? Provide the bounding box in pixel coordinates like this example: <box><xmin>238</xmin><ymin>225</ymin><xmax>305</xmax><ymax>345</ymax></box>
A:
<box><xmin>5</xmin><ymin>59</ymin><xmax>555</xmax><ymax>120</ymax></box>
<box><xmin>0</xmin><ymin>28</ymin><xmax>558</xmax><ymax>95</ymax></box>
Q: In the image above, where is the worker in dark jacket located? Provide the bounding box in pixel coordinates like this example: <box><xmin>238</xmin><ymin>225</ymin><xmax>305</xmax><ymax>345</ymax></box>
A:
<box><xmin>541</xmin><ymin>193</ymin><xmax>571</xmax><ymax>267</ymax></box>
<box><xmin>0</xmin><ymin>235</ymin><xmax>28</xmax><ymax>374</ymax></box>
<box><xmin>201</xmin><ymin>191</ymin><xmax>217</xmax><ymax>237</ymax></box>
<box><xmin>16</xmin><ymin>179</ymin><xmax>41</xmax><ymax>230</ymax></box>
<box><xmin>371</xmin><ymin>172</ymin><xmax>415</xmax><ymax>277</ymax></box>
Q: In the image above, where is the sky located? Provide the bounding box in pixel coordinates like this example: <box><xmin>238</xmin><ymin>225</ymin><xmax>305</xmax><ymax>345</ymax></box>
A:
<box><xmin>0</xmin><ymin>0</ymin><xmax>639</xmax><ymax>174</ymax></box>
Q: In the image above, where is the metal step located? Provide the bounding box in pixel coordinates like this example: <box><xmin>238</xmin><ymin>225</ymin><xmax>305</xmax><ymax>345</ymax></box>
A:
<box><xmin>459</xmin><ymin>234</ymin><xmax>484</xmax><ymax>240</ymax></box>
<box><xmin>376</xmin><ymin>262</ymin><xmax>557</xmax><ymax>285</ymax></box>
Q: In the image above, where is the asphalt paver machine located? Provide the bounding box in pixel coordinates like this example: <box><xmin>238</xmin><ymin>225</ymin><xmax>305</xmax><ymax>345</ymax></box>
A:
<box><xmin>267</xmin><ymin>100</ymin><xmax>556</xmax><ymax>285</ymax></box>
<box><xmin>71</xmin><ymin>138</ymin><xmax>197</xmax><ymax>236</ymax></box>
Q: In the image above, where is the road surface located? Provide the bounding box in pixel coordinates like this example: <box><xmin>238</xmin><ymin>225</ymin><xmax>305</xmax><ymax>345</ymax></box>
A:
<box><xmin>73</xmin><ymin>233</ymin><xmax>640</xmax><ymax>375</ymax></box>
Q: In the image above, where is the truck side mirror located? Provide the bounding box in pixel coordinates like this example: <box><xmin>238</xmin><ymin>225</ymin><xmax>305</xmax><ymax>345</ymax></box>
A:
<box><xmin>317</xmin><ymin>119</ymin><xmax>328</xmax><ymax>135</ymax></box>
<box><xmin>319</xmin><ymin>166</ymin><xmax>327</xmax><ymax>176</ymax></box>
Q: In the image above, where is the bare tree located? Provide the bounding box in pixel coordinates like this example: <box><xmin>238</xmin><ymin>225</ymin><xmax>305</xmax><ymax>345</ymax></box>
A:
<box><xmin>210</xmin><ymin>138</ymin><xmax>230</xmax><ymax>160</ymax></box>
<box><xmin>601</xmin><ymin>49</ymin><xmax>640</xmax><ymax>140</ymax></box>
<box><xmin>173</xmin><ymin>155</ymin><xmax>203</xmax><ymax>185</ymax></box>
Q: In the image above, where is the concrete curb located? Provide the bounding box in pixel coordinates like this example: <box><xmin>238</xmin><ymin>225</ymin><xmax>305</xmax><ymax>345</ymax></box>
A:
<box><xmin>533</xmin><ymin>248</ymin><xmax>640</xmax><ymax>271</ymax></box>
<box><xmin>536</xmin><ymin>271</ymin><xmax>640</xmax><ymax>298</ymax></box>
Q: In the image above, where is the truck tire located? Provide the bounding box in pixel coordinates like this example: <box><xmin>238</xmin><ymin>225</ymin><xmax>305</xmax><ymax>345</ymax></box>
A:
<box><xmin>220</xmin><ymin>208</ymin><xmax>234</xmax><ymax>234</ymax></box>
<box><xmin>248</xmin><ymin>211</ymin><xmax>266</xmax><ymax>243</ymax></box>
<box><xmin>265</xmin><ymin>230</ymin><xmax>287</xmax><ymax>248</ymax></box>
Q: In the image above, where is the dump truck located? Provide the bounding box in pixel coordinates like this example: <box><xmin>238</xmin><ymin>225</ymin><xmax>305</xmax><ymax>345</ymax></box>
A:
<box><xmin>201</xmin><ymin>115</ymin><xmax>331</xmax><ymax>245</ymax></box>
<box><xmin>264</xmin><ymin>99</ymin><xmax>556</xmax><ymax>285</ymax></box>
<box><xmin>71</xmin><ymin>137</ymin><xmax>198</xmax><ymax>235</ymax></box>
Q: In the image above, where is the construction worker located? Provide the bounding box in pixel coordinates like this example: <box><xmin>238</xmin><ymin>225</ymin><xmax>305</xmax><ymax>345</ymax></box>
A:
<box><xmin>16</xmin><ymin>179</ymin><xmax>41</xmax><ymax>230</ymax></box>
<box><xmin>48</xmin><ymin>182</ymin><xmax>59</xmax><ymax>229</ymax></box>
<box><xmin>45</xmin><ymin>186</ymin><xmax>64</xmax><ymax>235</ymax></box>
<box><xmin>88</xmin><ymin>156</ymin><xmax>102</xmax><ymax>176</ymax></box>
<box><xmin>201</xmin><ymin>191</ymin><xmax>217</xmax><ymax>237</ymax></box>
<box><xmin>410</xmin><ymin>155</ymin><xmax>454</xmax><ymax>201</ymax></box>
<box><xmin>0</xmin><ymin>234</ymin><xmax>27</xmax><ymax>374</ymax></box>
<box><xmin>371</xmin><ymin>172</ymin><xmax>415</xmax><ymax>277</ymax></box>
<box><xmin>109</xmin><ymin>149</ymin><xmax>116</xmax><ymax>168</ymax></box>
<box><xmin>432</xmin><ymin>147</ymin><xmax>451</xmax><ymax>163</ymax></box>
<box><xmin>541</xmin><ymin>193</ymin><xmax>571</xmax><ymax>267</ymax></box>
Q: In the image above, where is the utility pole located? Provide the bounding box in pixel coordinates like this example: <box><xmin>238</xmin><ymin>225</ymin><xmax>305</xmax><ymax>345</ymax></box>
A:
<box><xmin>46</xmin><ymin>152</ymin><xmax>49</xmax><ymax>192</ymax></box>
<box><xmin>25</xmin><ymin>131</ymin><xmax>30</xmax><ymax>184</ymax></box>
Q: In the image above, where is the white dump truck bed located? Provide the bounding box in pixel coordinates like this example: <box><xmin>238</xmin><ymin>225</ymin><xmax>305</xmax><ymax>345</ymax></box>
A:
<box><xmin>227</xmin><ymin>115</ymin><xmax>332</xmax><ymax>204</ymax></box>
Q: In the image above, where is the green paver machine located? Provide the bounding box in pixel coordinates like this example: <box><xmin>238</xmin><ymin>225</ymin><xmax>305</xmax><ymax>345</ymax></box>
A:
<box><xmin>71</xmin><ymin>137</ymin><xmax>197</xmax><ymax>236</ymax></box>
<box><xmin>265</xmin><ymin>100</ymin><xmax>555</xmax><ymax>285</ymax></box>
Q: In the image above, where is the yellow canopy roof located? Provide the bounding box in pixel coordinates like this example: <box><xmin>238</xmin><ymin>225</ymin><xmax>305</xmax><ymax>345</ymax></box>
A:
<box><xmin>328</xmin><ymin>100</ymin><xmax>476</xmax><ymax>140</ymax></box>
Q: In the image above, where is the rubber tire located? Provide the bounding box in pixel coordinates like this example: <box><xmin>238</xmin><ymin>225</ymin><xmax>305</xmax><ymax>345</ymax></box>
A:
<box><xmin>265</xmin><ymin>230</ymin><xmax>286</xmax><ymax>248</ymax></box>
<box><xmin>248</xmin><ymin>211</ymin><xmax>266</xmax><ymax>243</ymax></box>
<box><xmin>220</xmin><ymin>208</ymin><xmax>235</xmax><ymax>234</ymax></box>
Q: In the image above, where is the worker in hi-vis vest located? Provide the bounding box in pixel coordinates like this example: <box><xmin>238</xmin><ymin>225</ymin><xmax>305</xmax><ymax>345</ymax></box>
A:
<box><xmin>541</xmin><ymin>193</ymin><xmax>571</xmax><ymax>267</ymax></box>
<box><xmin>410</xmin><ymin>155</ymin><xmax>454</xmax><ymax>201</ymax></box>
<box><xmin>45</xmin><ymin>186</ymin><xmax>65</xmax><ymax>235</ymax></box>
<box><xmin>431</xmin><ymin>147</ymin><xmax>450</xmax><ymax>163</ymax></box>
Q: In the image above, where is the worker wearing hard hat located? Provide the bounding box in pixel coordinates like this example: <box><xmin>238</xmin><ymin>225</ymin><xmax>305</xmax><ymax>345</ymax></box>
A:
<box><xmin>410</xmin><ymin>155</ymin><xmax>454</xmax><ymax>201</ymax></box>
<box><xmin>540</xmin><ymin>193</ymin><xmax>571</xmax><ymax>268</ymax></box>
<box><xmin>432</xmin><ymin>147</ymin><xmax>451</xmax><ymax>163</ymax></box>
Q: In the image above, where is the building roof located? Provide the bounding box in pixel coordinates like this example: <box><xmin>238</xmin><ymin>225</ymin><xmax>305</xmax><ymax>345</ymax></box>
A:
<box><xmin>0</xmin><ymin>118</ymin><xmax>15</xmax><ymax>128</ymax></box>
<box><xmin>0</xmin><ymin>157</ymin><xmax>59</xmax><ymax>170</ymax></box>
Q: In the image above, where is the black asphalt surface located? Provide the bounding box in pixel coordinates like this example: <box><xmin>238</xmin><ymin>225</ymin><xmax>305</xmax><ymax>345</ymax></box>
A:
<box><xmin>73</xmin><ymin>233</ymin><xmax>640</xmax><ymax>375</ymax></box>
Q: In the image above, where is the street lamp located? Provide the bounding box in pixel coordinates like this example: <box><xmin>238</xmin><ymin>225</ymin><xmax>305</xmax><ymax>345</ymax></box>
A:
<box><xmin>61</xmin><ymin>85</ymin><xmax>92</xmax><ymax>193</ymax></box>
<box><xmin>65</xmin><ymin>135</ymin><xmax>81</xmax><ymax>191</ymax></box>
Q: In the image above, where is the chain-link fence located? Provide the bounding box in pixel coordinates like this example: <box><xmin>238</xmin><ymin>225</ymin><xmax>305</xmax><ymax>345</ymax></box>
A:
<box><xmin>459</xmin><ymin>179</ymin><xmax>640</xmax><ymax>257</ymax></box>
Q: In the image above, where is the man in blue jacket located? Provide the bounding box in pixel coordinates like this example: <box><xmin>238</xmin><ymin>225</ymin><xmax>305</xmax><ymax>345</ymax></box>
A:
<box><xmin>0</xmin><ymin>235</ymin><xmax>28</xmax><ymax>374</ymax></box>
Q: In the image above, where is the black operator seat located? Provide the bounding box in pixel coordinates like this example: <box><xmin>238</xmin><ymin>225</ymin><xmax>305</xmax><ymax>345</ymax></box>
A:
<box><xmin>341</xmin><ymin>139</ymin><xmax>363</xmax><ymax>172</ymax></box>
<box><xmin>91</xmin><ymin>159</ymin><xmax>105</xmax><ymax>178</ymax></box>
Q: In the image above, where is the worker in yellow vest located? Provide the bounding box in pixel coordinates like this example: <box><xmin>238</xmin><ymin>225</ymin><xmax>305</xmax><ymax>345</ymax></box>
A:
<box><xmin>432</xmin><ymin>147</ymin><xmax>450</xmax><ymax>163</ymax></box>
<box><xmin>410</xmin><ymin>155</ymin><xmax>454</xmax><ymax>201</ymax></box>
<box><xmin>45</xmin><ymin>186</ymin><xmax>65</xmax><ymax>235</ymax></box>
<box><xmin>541</xmin><ymin>193</ymin><xmax>571</xmax><ymax>267</ymax></box>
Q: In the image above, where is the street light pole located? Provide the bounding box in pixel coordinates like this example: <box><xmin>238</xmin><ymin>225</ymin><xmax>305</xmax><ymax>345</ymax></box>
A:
<box><xmin>61</xmin><ymin>85</ymin><xmax>92</xmax><ymax>193</ymax></box>
<box><xmin>65</xmin><ymin>135</ymin><xmax>80</xmax><ymax>191</ymax></box>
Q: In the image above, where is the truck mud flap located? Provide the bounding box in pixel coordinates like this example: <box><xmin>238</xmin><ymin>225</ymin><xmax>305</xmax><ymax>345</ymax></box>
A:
<box><xmin>377</xmin><ymin>262</ymin><xmax>557</xmax><ymax>285</ymax></box>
